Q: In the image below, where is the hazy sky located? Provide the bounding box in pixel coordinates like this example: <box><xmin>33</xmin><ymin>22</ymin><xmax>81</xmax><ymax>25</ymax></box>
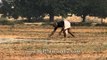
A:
<box><xmin>0</xmin><ymin>0</ymin><xmax>2</xmax><ymax>3</ymax></box>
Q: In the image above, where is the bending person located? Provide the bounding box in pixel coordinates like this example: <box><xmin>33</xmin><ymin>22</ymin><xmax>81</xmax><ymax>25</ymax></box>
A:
<box><xmin>49</xmin><ymin>18</ymin><xmax>75</xmax><ymax>37</ymax></box>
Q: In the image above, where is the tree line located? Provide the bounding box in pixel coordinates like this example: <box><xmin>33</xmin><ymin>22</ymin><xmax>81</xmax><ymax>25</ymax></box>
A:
<box><xmin>0</xmin><ymin>0</ymin><xmax>107</xmax><ymax>22</ymax></box>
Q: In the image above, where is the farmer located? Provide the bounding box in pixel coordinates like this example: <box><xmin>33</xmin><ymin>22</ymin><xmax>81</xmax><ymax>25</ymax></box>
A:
<box><xmin>49</xmin><ymin>18</ymin><xmax>75</xmax><ymax>37</ymax></box>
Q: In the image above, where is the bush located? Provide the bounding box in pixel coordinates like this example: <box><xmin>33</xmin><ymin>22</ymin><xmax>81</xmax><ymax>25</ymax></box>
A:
<box><xmin>71</xmin><ymin>22</ymin><xmax>91</xmax><ymax>26</ymax></box>
<box><xmin>0</xmin><ymin>18</ymin><xmax>24</xmax><ymax>25</ymax></box>
<box><xmin>0</xmin><ymin>18</ymin><xmax>12</xmax><ymax>25</ymax></box>
<box><xmin>0</xmin><ymin>20</ymin><xmax>16</xmax><ymax>25</ymax></box>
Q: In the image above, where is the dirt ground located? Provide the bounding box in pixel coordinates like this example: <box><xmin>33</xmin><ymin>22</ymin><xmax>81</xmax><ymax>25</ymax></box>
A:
<box><xmin>0</xmin><ymin>25</ymin><xmax>107</xmax><ymax>60</ymax></box>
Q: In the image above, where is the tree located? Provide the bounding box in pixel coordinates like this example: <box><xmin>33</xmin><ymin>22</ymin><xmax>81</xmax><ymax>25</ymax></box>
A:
<box><xmin>1</xmin><ymin>0</ymin><xmax>42</xmax><ymax>21</ymax></box>
<box><xmin>0</xmin><ymin>0</ymin><xmax>13</xmax><ymax>17</ymax></box>
<box><xmin>73</xmin><ymin>0</ymin><xmax>107</xmax><ymax>22</ymax></box>
<box><xmin>12</xmin><ymin>0</ymin><xmax>43</xmax><ymax>20</ymax></box>
<box><xmin>37</xmin><ymin>0</ymin><xmax>76</xmax><ymax>22</ymax></box>
<box><xmin>91</xmin><ymin>0</ymin><xmax>107</xmax><ymax>18</ymax></box>
<box><xmin>4</xmin><ymin>0</ymin><xmax>107</xmax><ymax>23</ymax></box>
<box><xmin>2</xmin><ymin>0</ymin><xmax>77</xmax><ymax>22</ymax></box>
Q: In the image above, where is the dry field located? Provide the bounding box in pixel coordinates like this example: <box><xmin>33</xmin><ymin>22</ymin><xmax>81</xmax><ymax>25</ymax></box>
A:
<box><xmin>0</xmin><ymin>25</ymin><xmax>107</xmax><ymax>60</ymax></box>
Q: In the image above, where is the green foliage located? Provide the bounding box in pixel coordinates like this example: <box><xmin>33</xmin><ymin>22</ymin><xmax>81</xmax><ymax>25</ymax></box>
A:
<box><xmin>1</xmin><ymin>0</ymin><xmax>76</xmax><ymax>22</ymax></box>
<box><xmin>0</xmin><ymin>18</ymin><xmax>14</xmax><ymax>25</ymax></box>
<box><xmin>0</xmin><ymin>18</ymin><xmax>24</xmax><ymax>25</ymax></box>
<box><xmin>73</xmin><ymin>0</ymin><xmax>107</xmax><ymax>22</ymax></box>
<box><xmin>0</xmin><ymin>0</ymin><xmax>107</xmax><ymax>22</ymax></box>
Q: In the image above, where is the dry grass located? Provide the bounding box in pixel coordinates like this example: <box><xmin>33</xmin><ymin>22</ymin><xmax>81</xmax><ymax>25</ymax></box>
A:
<box><xmin>0</xmin><ymin>25</ymin><xmax>107</xmax><ymax>60</ymax></box>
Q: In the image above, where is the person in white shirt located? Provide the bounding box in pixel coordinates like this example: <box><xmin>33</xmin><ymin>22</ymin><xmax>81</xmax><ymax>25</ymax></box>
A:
<box><xmin>49</xmin><ymin>18</ymin><xmax>75</xmax><ymax>37</ymax></box>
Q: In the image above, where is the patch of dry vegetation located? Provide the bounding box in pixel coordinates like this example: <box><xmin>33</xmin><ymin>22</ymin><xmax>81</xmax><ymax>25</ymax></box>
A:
<box><xmin>0</xmin><ymin>25</ymin><xmax>107</xmax><ymax>60</ymax></box>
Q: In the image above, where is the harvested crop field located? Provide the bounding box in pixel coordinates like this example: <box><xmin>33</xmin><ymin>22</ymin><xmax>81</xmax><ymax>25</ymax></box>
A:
<box><xmin>0</xmin><ymin>25</ymin><xmax>107</xmax><ymax>60</ymax></box>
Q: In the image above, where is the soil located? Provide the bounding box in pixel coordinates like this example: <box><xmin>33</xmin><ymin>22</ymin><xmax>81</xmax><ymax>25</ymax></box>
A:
<box><xmin>0</xmin><ymin>25</ymin><xmax>107</xmax><ymax>60</ymax></box>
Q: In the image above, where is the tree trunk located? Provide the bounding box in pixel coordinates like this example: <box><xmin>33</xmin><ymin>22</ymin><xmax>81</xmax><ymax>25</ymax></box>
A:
<box><xmin>27</xmin><ymin>17</ymin><xmax>31</xmax><ymax>22</ymax></box>
<box><xmin>49</xmin><ymin>13</ymin><xmax>54</xmax><ymax>22</ymax></box>
<box><xmin>82</xmin><ymin>15</ymin><xmax>86</xmax><ymax>22</ymax></box>
<box><xmin>101</xmin><ymin>18</ymin><xmax>103</xmax><ymax>24</ymax></box>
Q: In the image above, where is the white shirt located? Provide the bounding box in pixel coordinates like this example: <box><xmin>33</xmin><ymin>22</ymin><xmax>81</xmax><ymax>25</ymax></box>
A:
<box><xmin>64</xmin><ymin>20</ymin><xmax>71</xmax><ymax>29</ymax></box>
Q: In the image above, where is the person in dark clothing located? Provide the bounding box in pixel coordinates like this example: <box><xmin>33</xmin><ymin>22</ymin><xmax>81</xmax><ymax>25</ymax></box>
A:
<box><xmin>49</xmin><ymin>20</ymin><xmax>75</xmax><ymax>37</ymax></box>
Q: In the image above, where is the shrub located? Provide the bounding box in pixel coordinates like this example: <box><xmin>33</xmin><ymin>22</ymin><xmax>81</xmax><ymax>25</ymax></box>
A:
<box><xmin>0</xmin><ymin>18</ymin><xmax>24</xmax><ymax>25</ymax></box>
